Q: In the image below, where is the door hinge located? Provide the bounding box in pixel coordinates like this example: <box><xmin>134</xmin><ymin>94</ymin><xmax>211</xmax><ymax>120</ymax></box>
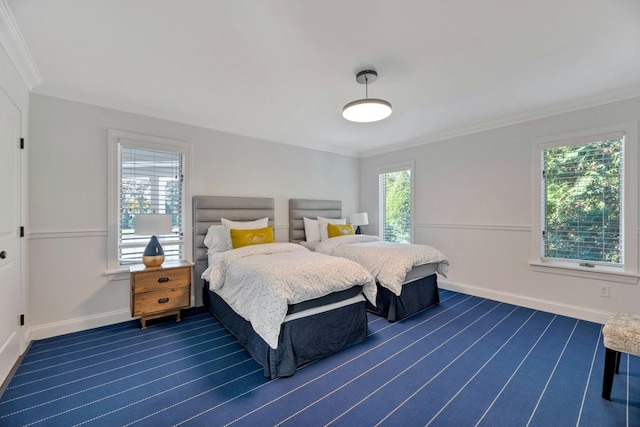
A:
<box><xmin>20</xmin><ymin>138</ymin><xmax>24</xmax><ymax>149</ymax></box>
<box><xmin>20</xmin><ymin>226</ymin><xmax>24</xmax><ymax>237</ymax></box>
<box><xmin>20</xmin><ymin>314</ymin><xmax>24</xmax><ymax>326</ymax></box>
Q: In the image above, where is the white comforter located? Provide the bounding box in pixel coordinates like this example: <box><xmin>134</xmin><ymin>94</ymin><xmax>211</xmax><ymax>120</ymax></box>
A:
<box><xmin>201</xmin><ymin>243</ymin><xmax>376</xmax><ymax>349</ymax></box>
<box><xmin>315</xmin><ymin>235</ymin><xmax>449</xmax><ymax>297</ymax></box>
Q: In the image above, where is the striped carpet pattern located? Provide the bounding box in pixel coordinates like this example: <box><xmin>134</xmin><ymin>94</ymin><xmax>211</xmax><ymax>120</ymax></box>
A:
<box><xmin>1</xmin><ymin>290</ymin><xmax>638</xmax><ymax>426</ymax></box>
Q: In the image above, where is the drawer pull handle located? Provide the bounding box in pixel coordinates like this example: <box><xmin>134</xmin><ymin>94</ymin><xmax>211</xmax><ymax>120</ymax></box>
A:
<box><xmin>158</xmin><ymin>277</ymin><xmax>170</xmax><ymax>283</ymax></box>
<box><xmin>158</xmin><ymin>298</ymin><xmax>170</xmax><ymax>304</ymax></box>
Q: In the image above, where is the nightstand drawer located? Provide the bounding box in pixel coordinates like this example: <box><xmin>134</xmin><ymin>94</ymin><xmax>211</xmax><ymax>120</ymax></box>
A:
<box><xmin>133</xmin><ymin>267</ymin><xmax>190</xmax><ymax>294</ymax></box>
<box><xmin>132</xmin><ymin>287</ymin><xmax>189</xmax><ymax>316</ymax></box>
<box><xmin>130</xmin><ymin>260</ymin><xmax>192</xmax><ymax>328</ymax></box>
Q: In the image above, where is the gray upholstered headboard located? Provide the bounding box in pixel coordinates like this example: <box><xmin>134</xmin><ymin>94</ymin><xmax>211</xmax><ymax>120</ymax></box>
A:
<box><xmin>289</xmin><ymin>199</ymin><xmax>342</xmax><ymax>243</ymax></box>
<box><xmin>193</xmin><ymin>196</ymin><xmax>274</xmax><ymax>306</ymax></box>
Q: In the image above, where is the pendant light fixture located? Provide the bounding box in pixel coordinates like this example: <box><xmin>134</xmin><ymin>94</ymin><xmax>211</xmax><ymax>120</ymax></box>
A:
<box><xmin>342</xmin><ymin>69</ymin><xmax>392</xmax><ymax>123</ymax></box>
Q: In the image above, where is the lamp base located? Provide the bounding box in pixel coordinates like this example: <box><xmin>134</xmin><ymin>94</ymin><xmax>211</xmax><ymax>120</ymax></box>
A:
<box><xmin>142</xmin><ymin>255</ymin><xmax>164</xmax><ymax>267</ymax></box>
<box><xmin>142</xmin><ymin>235</ymin><xmax>165</xmax><ymax>267</ymax></box>
<box><xmin>355</xmin><ymin>226</ymin><xmax>362</xmax><ymax>234</ymax></box>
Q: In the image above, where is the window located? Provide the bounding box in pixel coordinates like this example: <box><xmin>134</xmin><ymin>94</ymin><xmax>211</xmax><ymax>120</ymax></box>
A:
<box><xmin>378</xmin><ymin>161</ymin><xmax>414</xmax><ymax>243</ymax></box>
<box><xmin>532</xmin><ymin>122</ymin><xmax>638</xmax><ymax>277</ymax></box>
<box><xmin>543</xmin><ymin>136</ymin><xmax>623</xmax><ymax>265</ymax></box>
<box><xmin>108</xmin><ymin>130</ymin><xmax>190</xmax><ymax>273</ymax></box>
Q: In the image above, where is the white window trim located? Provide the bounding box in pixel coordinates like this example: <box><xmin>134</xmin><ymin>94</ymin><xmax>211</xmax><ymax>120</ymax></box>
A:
<box><xmin>106</xmin><ymin>129</ymin><xmax>192</xmax><ymax>276</ymax></box>
<box><xmin>377</xmin><ymin>160</ymin><xmax>415</xmax><ymax>243</ymax></box>
<box><xmin>530</xmin><ymin>121</ymin><xmax>638</xmax><ymax>282</ymax></box>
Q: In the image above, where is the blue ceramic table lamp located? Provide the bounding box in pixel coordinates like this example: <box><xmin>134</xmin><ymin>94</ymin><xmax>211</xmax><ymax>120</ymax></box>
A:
<box><xmin>135</xmin><ymin>214</ymin><xmax>173</xmax><ymax>267</ymax></box>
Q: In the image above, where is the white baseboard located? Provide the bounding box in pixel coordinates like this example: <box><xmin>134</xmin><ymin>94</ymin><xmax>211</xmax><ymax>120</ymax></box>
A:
<box><xmin>0</xmin><ymin>330</ymin><xmax>22</xmax><ymax>387</ymax></box>
<box><xmin>439</xmin><ymin>279</ymin><xmax>611</xmax><ymax>325</ymax></box>
<box><xmin>27</xmin><ymin>309</ymin><xmax>133</xmax><ymax>341</ymax></box>
<box><xmin>25</xmin><ymin>280</ymin><xmax>612</xmax><ymax>342</ymax></box>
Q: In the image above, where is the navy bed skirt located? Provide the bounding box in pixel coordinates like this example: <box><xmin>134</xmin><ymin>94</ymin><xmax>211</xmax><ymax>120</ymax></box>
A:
<box><xmin>203</xmin><ymin>284</ymin><xmax>369</xmax><ymax>378</ymax></box>
<box><xmin>366</xmin><ymin>273</ymin><xmax>439</xmax><ymax>322</ymax></box>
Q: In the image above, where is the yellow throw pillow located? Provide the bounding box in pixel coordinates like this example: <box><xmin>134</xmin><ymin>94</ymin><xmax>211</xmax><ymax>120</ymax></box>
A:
<box><xmin>230</xmin><ymin>226</ymin><xmax>274</xmax><ymax>248</ymax></box>
<box><xmin>327</xmin><ymin>223</ymin><xmax>355</xmax><ymax>238</ymax></box>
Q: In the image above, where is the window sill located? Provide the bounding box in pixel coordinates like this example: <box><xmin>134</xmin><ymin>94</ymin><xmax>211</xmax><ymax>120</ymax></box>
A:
<box><xmin>530</xmin><ymin>261</ymin><xmax>639</xmax><ymax>285</ymax></box>
<box><xmin>104</xmin><ymin>268</ymin><xmax>130</xmax><ymax>282</ymax></box>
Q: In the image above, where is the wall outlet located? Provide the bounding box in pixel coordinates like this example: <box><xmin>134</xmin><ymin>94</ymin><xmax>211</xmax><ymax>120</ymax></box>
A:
<box><xmin>600</xmin><ymin>285</ymin><xmax>610</xmax><ymax>298</ymax></box>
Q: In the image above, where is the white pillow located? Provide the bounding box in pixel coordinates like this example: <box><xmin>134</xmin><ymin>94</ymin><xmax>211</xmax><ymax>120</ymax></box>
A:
<box><xmin>221</xmin><ymin>217</ymin><xmax>269</xmax><ymax>249</ymax></box>
<box><xmin>303</xmin><ymin>217</ymin><xmax>321</xmax><ymax>243</ymax></box>
<box><xmin>317</xmin><ymin>216</ymin><xmax>346</xmax><ymax>241</ymax></box>
<box><xmin>203</xmin><ymin>225</ymin><xmax>229</xmax><ymax>252</ymax></box>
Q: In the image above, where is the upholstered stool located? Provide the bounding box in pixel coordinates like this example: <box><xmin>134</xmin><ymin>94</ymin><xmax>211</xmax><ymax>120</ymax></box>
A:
<box><xmin>602</xmin><ymin>313</ymin><xmax>640</xmax><ymax>400</ymax></box>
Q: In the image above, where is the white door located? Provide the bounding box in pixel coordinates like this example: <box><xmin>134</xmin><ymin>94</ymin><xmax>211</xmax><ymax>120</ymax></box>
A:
<box><xmin>0</xmin><ymin>88</ymin><xmax>23</xmax><ymax>383</ymax></box>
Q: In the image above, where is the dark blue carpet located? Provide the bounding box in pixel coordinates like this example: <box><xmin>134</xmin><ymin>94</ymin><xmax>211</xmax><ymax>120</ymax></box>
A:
<box><xmin>1</xmin><ymin>290</ymin><xmax>638</xmax><ymax>426</ymax></box>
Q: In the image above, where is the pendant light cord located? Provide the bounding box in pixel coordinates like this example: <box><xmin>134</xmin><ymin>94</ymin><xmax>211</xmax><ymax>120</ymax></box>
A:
<box><xmin>365</xmin><ymin>75</ymin><xmax>369</xmax><ymax>99</ymax></box>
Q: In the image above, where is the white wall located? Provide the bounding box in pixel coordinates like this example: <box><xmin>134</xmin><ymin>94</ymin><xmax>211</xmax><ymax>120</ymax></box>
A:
<box><xmin>27</xmin><ymin>94</ymin><xmax>360</xmax><ymax>339</ymax></box>
<box><xmin>26</xmin><ymin>89</ymin><xmax>640</xmax><ymax>340</ymax></box>
<box><xmin>360</xmin><ymin>96</ymin><xmax>640</xmax><ymax>323</ymax></box>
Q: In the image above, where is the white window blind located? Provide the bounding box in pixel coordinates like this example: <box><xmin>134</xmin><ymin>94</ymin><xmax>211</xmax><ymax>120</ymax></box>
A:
<box><xmin>119</xmin><ymin>145</ymin><xmax>184</xmax><ymax>265</ymax></box>
<box><xmin>378</xmin><ymin>166</ymin><xmax>412</xmax><ymax>243</ymax></box>
<box><xmin>542</xmin><ymin>132</ymin><xmax>624</xmax><ymax>266</ymax></box>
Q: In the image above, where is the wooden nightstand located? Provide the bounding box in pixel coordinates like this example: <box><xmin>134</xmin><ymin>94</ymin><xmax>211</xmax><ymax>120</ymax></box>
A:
<box><xmin>130</xmin><ymin>260</ymin><xmax>192</xmax><ymax>329</ymax></box>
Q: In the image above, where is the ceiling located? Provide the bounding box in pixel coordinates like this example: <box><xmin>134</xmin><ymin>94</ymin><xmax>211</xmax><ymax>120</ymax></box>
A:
<box><xmin>4</xmin><ymin>0</ymin><xmax>640</xmax><ymax>157</ymax></box>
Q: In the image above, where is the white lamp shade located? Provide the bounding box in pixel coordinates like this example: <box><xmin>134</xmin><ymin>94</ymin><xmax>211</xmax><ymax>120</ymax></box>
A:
<box><xmin>134</xmin><ymin>214</ymin><xmax>173</xmax><ymax>236</ymax></box>
<box><xmin>342</xmin><ymin>99</ymin><xmax>392</xmax><ymax>123</ymax></box>
<box><xmin>350</xmin><ymin>212</ymin><xmax>369</xmax><ymax>226</ymax></box>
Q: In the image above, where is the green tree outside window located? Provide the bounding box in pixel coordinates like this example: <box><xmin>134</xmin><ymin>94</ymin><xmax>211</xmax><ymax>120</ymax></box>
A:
<box><xmin>543</xmin><ymin>139</ymin><xmax>622</xmax><ymax>264</ymax></box>
<box><xmin>380</xmin><ymin>168</ymin><xmax>411</xmax><ymax>243</ymax></box>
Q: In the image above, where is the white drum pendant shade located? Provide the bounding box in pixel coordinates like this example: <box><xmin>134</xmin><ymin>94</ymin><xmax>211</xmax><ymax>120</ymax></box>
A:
<box><xmin>343</xmin><ymin>98</ymin><xmax>392</xmax><ymax>122</ymax></box>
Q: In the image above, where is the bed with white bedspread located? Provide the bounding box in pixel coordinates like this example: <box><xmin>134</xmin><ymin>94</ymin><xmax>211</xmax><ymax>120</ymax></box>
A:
<box><xmin>315</xmin><ymin>234</ymin><xmax>448</xmax><ymax>296</ymax></box>
<box><xmin>202</xmin><ymin>242</ymin><xmax>376</xmax><ymax>349</ymax></box>
<box><xmin>194</xmin><ymin>196</ymin><xmax>376</xmax><ymax>378</ymax></box>
<box><xmin>289</xmin><ymin>198</ymin><xmax>449</xmax><ymax>321</ymax></box>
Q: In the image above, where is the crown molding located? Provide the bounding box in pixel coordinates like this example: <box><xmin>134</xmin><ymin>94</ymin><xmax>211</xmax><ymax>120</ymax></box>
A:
<box><xmin>359</xmin><ymin>86</ymin><xmax>640</xmax><ymax>158</ymax></box>
<box><xmin>31</xmin><ymin>86</ymin><xmax>361</xmax><ymax>158</ymax></box>
<box><xmin>0</xmin><ymin>0</ymin><xmax>42</xmax><ymax>89</ymax></box>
